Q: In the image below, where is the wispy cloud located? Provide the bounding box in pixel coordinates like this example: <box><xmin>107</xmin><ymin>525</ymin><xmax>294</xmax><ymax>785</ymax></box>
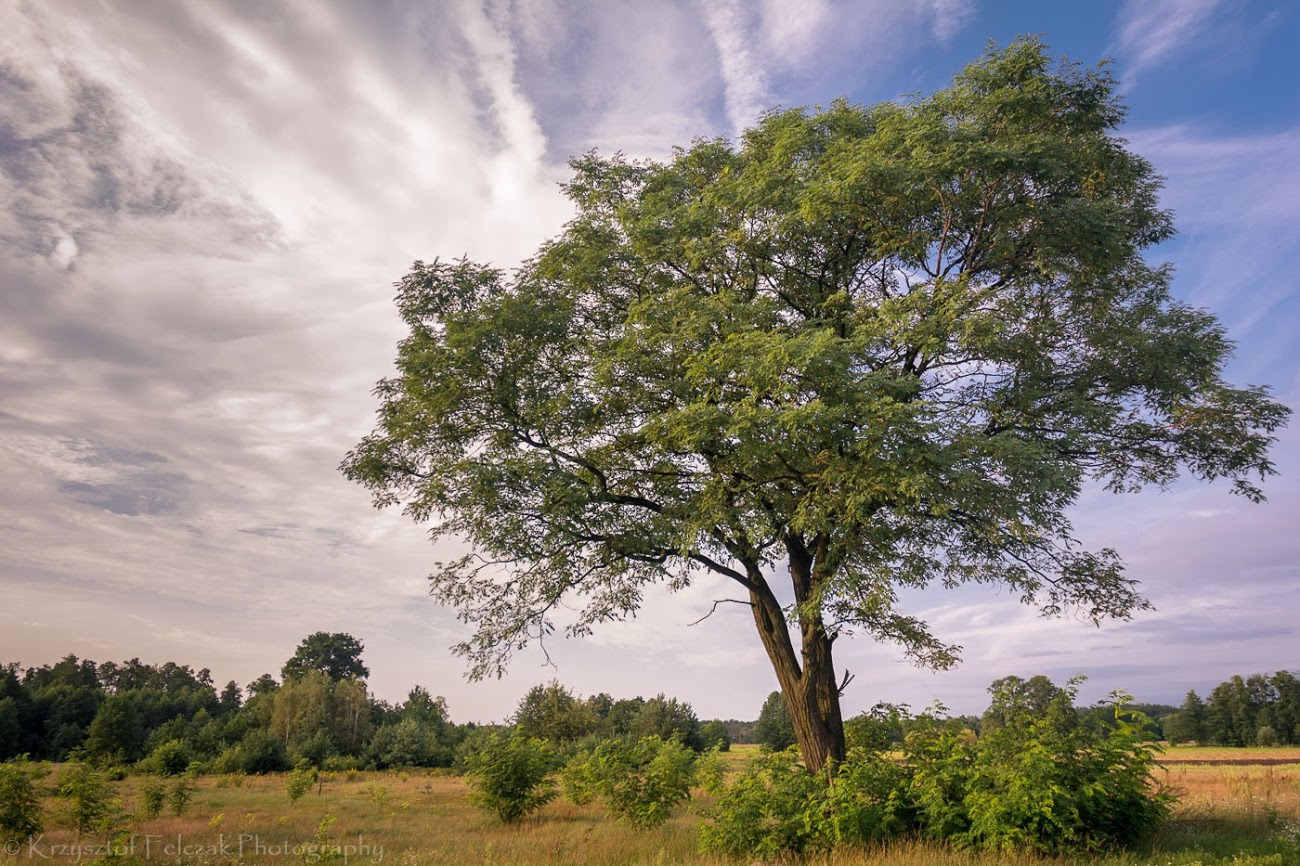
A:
<box><xmin>1126</xmin><ymin>123</ymin><xmax>1300</xmax><ymax>377</ymax></box>
<box><xmin>702</xmin><ymin>0</ymin><xmax>773</xmax><ymax>137</ymax></box>
<box><xmin>925</xmin><ymin>0</ymin><xmax>975</xmax><ymax>43</ymax></box>
<box><xmin>1113</xmin><ymin>0</ymin><xmax>1224</xmax><ymax>77</ymax></box>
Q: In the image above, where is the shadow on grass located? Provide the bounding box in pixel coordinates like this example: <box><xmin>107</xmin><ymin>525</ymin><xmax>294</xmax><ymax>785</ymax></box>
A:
<box><xmin>1134</xmin><ymin>813</ymin><xmax>1300</xmax><ymax>865</ymax></box>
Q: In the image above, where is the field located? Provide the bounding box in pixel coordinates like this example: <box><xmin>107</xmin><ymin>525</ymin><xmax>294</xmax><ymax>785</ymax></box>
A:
<box><xmin>3</xmin><ymin>746</ymin><xmax>1298</xmax><ymax>866</ymax></box>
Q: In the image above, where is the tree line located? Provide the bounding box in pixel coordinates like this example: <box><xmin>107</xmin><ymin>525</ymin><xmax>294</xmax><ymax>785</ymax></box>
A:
<box><xmin>1163</xmin><ymin>671</ymin><xmax>1300</xmax><ymax>746</ymax></box>
<box><xmin>0</xmin><ymin>633</ymin><xmax>737</xmax><ymax>773</ymax></box>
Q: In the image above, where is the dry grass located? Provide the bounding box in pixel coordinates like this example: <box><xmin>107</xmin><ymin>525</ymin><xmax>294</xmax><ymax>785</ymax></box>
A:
<box><xmin>1159</xmin><ymin>745</ymin><xmax>1300</xmax><ymax>765</ymax></box>
<box><xmin>2</xmin><ymin>753</ymin><xmax>1298</xmax><ymax>865</ymax></box>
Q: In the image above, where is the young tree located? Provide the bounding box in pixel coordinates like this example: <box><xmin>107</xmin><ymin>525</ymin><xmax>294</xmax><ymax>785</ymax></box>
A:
<box><xmin>342</xmin><ymin>39</ymin><xmax>1289</xmax><ymax>771</ymax></box>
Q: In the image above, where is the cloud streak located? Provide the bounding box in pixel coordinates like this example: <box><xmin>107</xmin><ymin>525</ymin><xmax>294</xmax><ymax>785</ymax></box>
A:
<box><xmin>1113</xmin><ymin>0</ymin><xmax>1224</xmax><ymax>78</ymax></box>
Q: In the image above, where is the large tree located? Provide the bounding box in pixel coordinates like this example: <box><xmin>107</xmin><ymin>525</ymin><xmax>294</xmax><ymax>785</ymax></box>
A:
<box><xmin>343</xmin><ymin>40</ymin><xmax>1288</xmax><ymax>771</ymax></box>
<box><xmin>281</xmin><ymin>632</ymin><xmax>369</xmax><ymax>683</ymax></box>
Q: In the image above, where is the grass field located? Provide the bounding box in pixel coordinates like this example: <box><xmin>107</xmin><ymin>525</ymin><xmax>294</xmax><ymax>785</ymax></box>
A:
<box><xmin>3</xmin><ymin>747</ymin><xmax>1298</xmax><ymax>865</ymax></box>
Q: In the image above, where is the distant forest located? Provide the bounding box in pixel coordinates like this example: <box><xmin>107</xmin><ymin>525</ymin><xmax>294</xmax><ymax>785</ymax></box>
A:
<box><xmin>2</xmin><ymin>633</ymin><xmax>1296</xmax><ymax>772</ymax></box>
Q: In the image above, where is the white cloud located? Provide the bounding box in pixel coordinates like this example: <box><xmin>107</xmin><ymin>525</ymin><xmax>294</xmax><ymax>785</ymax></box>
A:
<box><xmin>925</xmin><ymin>0</ymin><xmax>975</xmax><ymax>43</ymax></box>
<box><xmin>1126</xmin><ymin>123</ymin><xmax>1300</xmax><ymax>368</ymax></box>
<box><xmin>1113</xmin><ymin>0</ymin><xmax>1224</xmax><ymax>77</ymax></box>
<box><xmin>702</xmin><ymin>0</ymin><xmax>772</xmax><ymax>137</ymax></box>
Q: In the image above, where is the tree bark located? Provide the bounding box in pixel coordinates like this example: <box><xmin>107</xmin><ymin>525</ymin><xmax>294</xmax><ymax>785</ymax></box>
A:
<box><xmin>745</xmin><ymin>542</ymin><xmax>846</xmax><ymax>773</ymax></box>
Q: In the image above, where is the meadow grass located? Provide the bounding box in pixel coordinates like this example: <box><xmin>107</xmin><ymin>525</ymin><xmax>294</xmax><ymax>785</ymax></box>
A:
<box><xmin>2</xmin><ymin>752</ymin><xmax>1297</xmax><ymax>865</ymax></box>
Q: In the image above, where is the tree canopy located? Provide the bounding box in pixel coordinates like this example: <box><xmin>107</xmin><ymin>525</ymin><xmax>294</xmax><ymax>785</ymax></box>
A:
<box><xmin>281</xmin><ymin>632</ymin><xmax>369</xmax><ymax>683</ymax></box>
<box><xmin>343</xmin><ymin>38</ymin><xmax>1288</xmax><ymax>770</ymax></box>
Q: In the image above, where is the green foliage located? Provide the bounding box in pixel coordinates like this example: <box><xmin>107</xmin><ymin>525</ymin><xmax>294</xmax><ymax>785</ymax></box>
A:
<box><xmin>271</xmin><ymin>671</ymin><xmax>373</xmax><ymax>757</ymax></box>
<box><xmin>292</xmin><ymin>730</ymin><xmax>338</xmax><ymax>768</ymax></box>
<box><xmin>214</xmin><ymin>728</ymin><xmax>289</xmax><ymax>775</ymax></box>
<box><xmin>754</xmin><ymin>691</ymin><xmax>796</xmax><ymax>752</ymax></box>
<box><xmin>140</xmin><ymin>738</ymin><xmax>192</xmax><ymax>776</ymax></box>
<box><xmin>561</xmin><ymin>737</ymin><xmax>697</xmax><ymax>828</ymax></box>
<box><xmin>694</xmin><ymin>746</ymin><xmax>728</xmax><ymax>796</ymax></box>
<box><xmin>699</xmin><ymin>720</ymin><xmax>731</xmax><ymax>752</ymax></box>
<box><xmin>0</xmin><ymin>759</ymin><xmax>43</xmax><ymax>843</ymax></box>
<box><xmin>904</xmin><ymin>681</ymin><xmax>1173</xmax><ymax>854</ymax></box>
<box><xmin>844</xmin><ymin>702</ymin><xmax>910</xmax><ymax>752</ymax></box>
<box><xmin>84</xmin><ymin>694</ymin><xmax>146</xmax><ymax>765</ymax></box>
<box><xmin>463</xmin><ymin>730</ymin><xmax>559</xmax><ymax>822</ymax></box>
<box><xmin>699</xmin><ymin>749</ymin><xmax>829</xmax><ymax>858</ymax></box>
<box><xmin>980</xmin><ymin>675</ymin><xmax>1063</xmax><ymax>734</ymax></box>
<box><xmin>511</xmin><ymin>681</ymin><xmax>592</xmax><ymax>743</ymax></box>
<box><xmin>137</xmin><ymin>777</ymin><xmax>166</xmax><ymax>818</ymax></box>
<box><xmin>705</xmin><ymin>678</ymin><xmax>1174</xmax><ymax>860</ymax></box>
<box><xmin>343</xmin><ymin>36</ymin><xmax>1288</xmax><ymax>772</ymax></box>
<box><xmin>630</xmin><ymin>695</ymin><xmax>703</xmax><ymax>751</ymax></box>
<box><xmin>286</xmin><ymin>760</ymin><xmax>316</xmax><ymax>802</ymax></box>
<box><xmin>281</xmin><ymin>632</ymin><xmax>369</xmax><ymax>683</ymax></box>
<box><xmin>56</xmin><ymin>762</ymin><xmax>114</xmax><ymax>835</ymax></box>
<box><xmin>167</xmin><ymin>774</ymin><xmax>194</xmax><ymax>816</ymax></box>
<box><xmin>369</xmin><ymin>718</ymin><xmax>451</xmax><ymax>769</ymax></box>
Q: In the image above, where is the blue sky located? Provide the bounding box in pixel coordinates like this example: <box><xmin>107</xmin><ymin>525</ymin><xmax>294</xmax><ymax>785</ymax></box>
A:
<box><xmin>1</xmin><ymin>0</ymin><xmax>1297</xmax><ymax>723</ymax></box>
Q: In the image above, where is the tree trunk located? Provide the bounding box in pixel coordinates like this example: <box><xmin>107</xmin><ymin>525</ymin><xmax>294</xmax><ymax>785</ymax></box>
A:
<box><xmin>745</xmin><ymin>542</ymin><xmax>846</xmax><ymax>773</ymax></box>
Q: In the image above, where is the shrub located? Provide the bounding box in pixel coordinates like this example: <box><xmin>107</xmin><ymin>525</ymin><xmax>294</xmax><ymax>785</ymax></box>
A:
<box><xmin>700</xmin><ymin>748</ymin><xmax>828</xmax><ymax>858</ymax></box>
<box><xmin>464</xmin><ymin>731</ymin><xmax>558</xmax><ymax>822</ymax></box>
<box><xmin>699</xmin><ymin>720</ymin><xmax>731</xmax><ymax>752</ymax></box>
<box><xmin>0</xmin><ymin>759</ymin><xmax>43</xmax><ymax>843</ymax></box>
<box><xmin>816</xmin><ymin>748</ymin><xmax>911</xmax><ymax>847</ymax></box>
<box><xmin>140</xmin><ymin>739</ymin><xmax>192</xmax><ymax>776</ymax></box>
<box><xmin>322</xmin><ymin>755</ymin><xmax>361</xmax><ymax>773</ymax></box>
<box><xmin>56</xmin><ymin>762</ymin><xmax>114</xmax><ymax>835</ymax></box>
<box><xmin>137</xmin><ymin>777</ymin><xmax>166</xmax><ymax>818</ymax></box>
<box><xmin>562</xmin><ymin>737</ymin><xmax>696</xmax><ymax>828</ymax></box>
<box><xmin>286</xmin><ymin>761</ymin><xmax>315</xmax><ymax>802</ymax></box>
<box><xmin>844</xmin><ymin>702</ymin><xmax>910</xmax><ymax>752</ymax></box>
<box><xmin>904</xmin><ymin>682</ymin><xmax>1173</xmax><ymax>854</ymax></box>
<box><xmin>703</xmin><ymin>680</ymin><xmax>1174</xmax><ymax>860</ymax></box>
<box><xmin>292</xmin><ymin>731</ymin><xmax>337</xmax><ymax>768</ymax></box>
<box><xmin>167</xmin><ymin>775</ymin><xmax>194</xmax><ymax>816</ymax></box>
<box><xmin>214</xmin><ymin>729</ymin><xmax>289</xmax><ymax>776</ymax></box>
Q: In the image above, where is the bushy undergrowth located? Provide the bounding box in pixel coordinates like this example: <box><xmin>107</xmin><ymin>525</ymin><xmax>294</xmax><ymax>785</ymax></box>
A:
<box><xmin>703</xmin><ymin>681</ymin><xmax>1173</xmax><ymax>860</ymax></box>
<box><xmin>0</xmin><ymin>759</ymin><xmax>43</xmax><ymax>843</ymax></box>
<box><xmin>560</xmin><ymin>736</ymin><xmax>698</xmax><ymax>828</ymax></box>
<box><xmin>464</xmin><ymin>730</ymin><xmax>559</xmax><ymax>822</ymax></box>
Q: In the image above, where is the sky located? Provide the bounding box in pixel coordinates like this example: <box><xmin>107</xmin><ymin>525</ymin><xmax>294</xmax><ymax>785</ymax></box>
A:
<box><xmin>2</xmin><ymin>0</ymin><xmax>1298</xmax><ymax>724</ymax></box>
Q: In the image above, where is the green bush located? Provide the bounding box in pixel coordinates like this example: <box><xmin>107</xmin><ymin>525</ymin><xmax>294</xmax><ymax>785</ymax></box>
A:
<box><xmin>213</xmin><ymin>729</ymin><xmax>289</xmax><ymax>775</ymax></box>
<box><xmin>464</xmin><ymin>730</ymin><xmax>559</xmax><ymax>822</ymax></box>
<box><xmin>904</xmin><ymin>682</ymin><xmax>1173</xmax><ymax>854</ymax></box>
<box><xmin>292</xmin><ymin>731</ymin><xmax>337</xmax><ymax>768</ymax></box>
<box><xmin>703</xmin><ymin>680</ymin><xmax>1174</xmax><ymax>860</ymax></box>
<box><xmin>561</xmin><ymin>737</ymin><xmax>697</xmax><ymax>828</ymax></box>
<box><xmin>167</xmin><ymin>775</ymin><xmax>194</xmax><ymax>816</ymax></box>
<box><xmin>286</xmin><ymin>760</ymin><xmax>315</xmax><ymax>802</ymax></box>
<box><xmin>321</xmin><ymin>754</ymin><xmax>361</xmax><ymax>773</ymax></box>
<box><xmin>0</xmin><ymin>759</ymin><xmax>43</xmax><ymax>843</ymax></box>
<box><xmin>699</xmin><ymin>720</ymin><xmax>731</xmax><ymax>752</ymax></box>
<box><xmin>140</xmin><ymin>739</ymin><xmax>192</xmax><ymax>776</ymax></box>
<box><xmin>56</xmin><ymin>762</ymin><xmax>114</xmax><ymax>835</ymax></box>
<box><xmin>700</xmin><ymin>749</ymin><xmax>829</xmax><ymax>858</ymax></box>
<box><xmin>137</xmin><ymin>777</ymin><xmax>166</xmax><ymax>818</ymax></box>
